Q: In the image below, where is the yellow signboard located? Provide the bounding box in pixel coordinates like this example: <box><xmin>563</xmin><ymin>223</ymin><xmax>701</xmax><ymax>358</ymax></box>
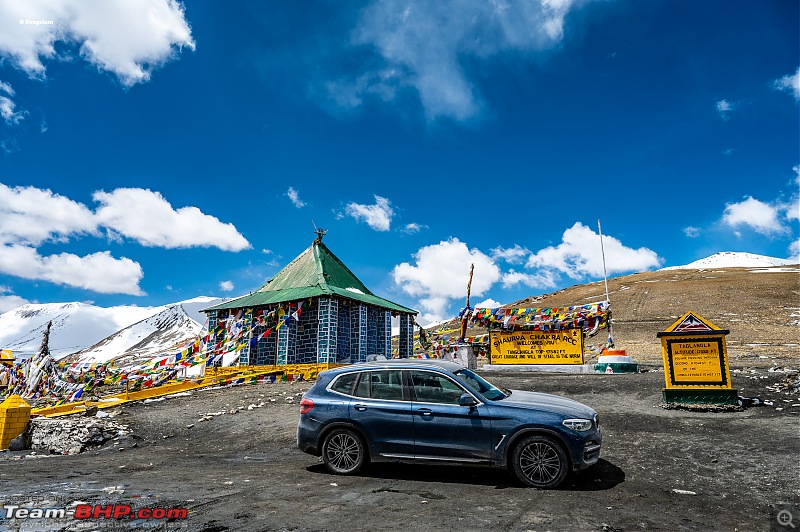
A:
<box><xmin>490</xmin><ymin>329</ymin><xmax>584</xmax><ymax>365</ymax></box>
<box><xmin>657</xmin><ymin>311</ymin><xmax>732</xmax><ymax>389</ymax></box>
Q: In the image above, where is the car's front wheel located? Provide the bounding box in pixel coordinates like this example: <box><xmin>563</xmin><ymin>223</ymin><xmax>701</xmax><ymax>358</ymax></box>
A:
<box><xmin>511</xmin><ymin>434</ymin><xmax>569</xmax><ymax>488</ymax></box>
<box><xmin>321</xmin><ymin>428</ymin><xmax>367</xmax><ymax>475</ymax></box>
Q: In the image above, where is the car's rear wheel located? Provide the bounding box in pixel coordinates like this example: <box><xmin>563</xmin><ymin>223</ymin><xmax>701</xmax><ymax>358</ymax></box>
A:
<box><xmin>511</xmin><ymin>434</ymin><xmax>569</xmax><ymax>488</ymax></box>
<box><xmin>322</xmin><ymin>428</ymin><xmax>366</xmax><ymax>475</ymax></box>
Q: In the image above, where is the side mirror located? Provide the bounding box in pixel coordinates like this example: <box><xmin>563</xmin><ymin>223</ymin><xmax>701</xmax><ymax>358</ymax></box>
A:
<box><xmin>458</xmin><ymin>393</ymin><xmax>478</xmax><ymax>407</ymax></box>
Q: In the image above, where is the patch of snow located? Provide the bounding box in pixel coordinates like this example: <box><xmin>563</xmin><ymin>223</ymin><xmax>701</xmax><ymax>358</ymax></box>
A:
<box><xmin>75</xmin><ymin>304</ymin><xmax>205</xmax><ymax>364</ymax></box>
<box><xmin>142</xmin><ymin>397</ymin><xmax>165</xmax><ymax>404</ymax></box>
<box><xmin>661</xmin><ymin>252</ymin><xmax>796</xmax><ymax>270</ymax></box>
<box><xmin>178</xmin><ymin>296</ymin><xmax>223</xmax><ymax>326</ymax></box>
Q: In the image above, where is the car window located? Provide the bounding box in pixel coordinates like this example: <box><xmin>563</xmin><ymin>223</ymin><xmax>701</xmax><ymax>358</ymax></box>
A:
<box><xmin>453</xmin><ymin>368</ymin><xmax>508</xmax><ymax>401</ymax></box>
<box><xmin>410</xmin><ymin>370</ymin><xmax>467</xmax><ymax>405</ymax></box>
<box><xmin>330</xmin><ymin>372</ymin><xmax>359</xmax><ymax>395</ymax></box>
<box><xmin>352</xmin><ymin>370</ymin><xmax>405</xmax><ymax>401</ymax></box>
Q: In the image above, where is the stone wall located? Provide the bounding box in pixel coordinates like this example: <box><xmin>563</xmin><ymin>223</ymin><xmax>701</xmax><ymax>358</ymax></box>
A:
<box><xmin>294</xmin><ymin>304</ymin><xmax>318</xmax><ymax>364</ymax></box>
<box><xmin>336</xmin><ymin>300</ymin><xmax>352</xmax><ymax>362</ymax></box>
<box><xmin>399</xmin><ymin>314</ymin><xmax>414</xmax><ymax>358</ymax></box>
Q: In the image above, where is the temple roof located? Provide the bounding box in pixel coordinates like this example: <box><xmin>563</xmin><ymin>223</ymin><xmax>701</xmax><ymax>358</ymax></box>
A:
<box><xmin>204</xmin><ymin>239</ymin><xmax>417</xmax><ymax>314</ymax></box>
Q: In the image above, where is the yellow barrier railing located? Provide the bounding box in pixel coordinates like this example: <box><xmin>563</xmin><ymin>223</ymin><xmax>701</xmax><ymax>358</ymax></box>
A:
<box><xmin>31</xmin><ymin>363</ymin><xmax>342</xmax><ymax>418</ymax></box>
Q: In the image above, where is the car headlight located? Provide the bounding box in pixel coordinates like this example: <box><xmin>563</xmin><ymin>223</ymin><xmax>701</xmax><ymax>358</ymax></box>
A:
<box><xmin>562</xmin><ymin>418</ymin><xmax>593</xmax><ymax>432</ymax></box>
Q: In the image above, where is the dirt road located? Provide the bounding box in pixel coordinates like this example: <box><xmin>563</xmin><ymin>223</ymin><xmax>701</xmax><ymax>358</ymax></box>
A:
<box><xmin>2</xmin><ymin>365</ymin><xmax>798</xmax><ymax>531</ymax></box>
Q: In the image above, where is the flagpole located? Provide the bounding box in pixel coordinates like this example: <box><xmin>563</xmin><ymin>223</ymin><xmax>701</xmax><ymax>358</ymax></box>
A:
<box><xmin>597</xmin><ymin>220</ymin><xmax>613</xmax><ymax>346</ymax></box>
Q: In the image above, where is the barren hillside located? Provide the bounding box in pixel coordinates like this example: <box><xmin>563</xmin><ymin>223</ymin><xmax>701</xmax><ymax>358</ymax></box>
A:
<box><xmin>421</xmin><ymin>266</ymin><xmax>799</xmax><ymax>366</ymax></box>
<box><xmin>510</xmin><ymin>266</ymin><xmax>799</xmax><ymax>364</ymax></box>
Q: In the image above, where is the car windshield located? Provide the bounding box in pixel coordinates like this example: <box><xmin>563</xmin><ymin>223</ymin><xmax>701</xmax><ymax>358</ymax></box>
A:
<box><xmin>453</xmin><ymin>368</ymin><xmax>509</xmax><ymax>401</ymax></box>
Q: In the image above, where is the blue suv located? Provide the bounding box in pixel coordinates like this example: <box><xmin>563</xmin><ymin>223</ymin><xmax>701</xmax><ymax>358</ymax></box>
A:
<box><xmin>297</xmin><ymin>360</ymin><xmax>601</xmax><ymax>488</ymax></box>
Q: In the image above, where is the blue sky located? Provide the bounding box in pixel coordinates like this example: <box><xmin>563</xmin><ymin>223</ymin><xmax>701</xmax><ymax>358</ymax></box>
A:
<box><xmin>0</xmin><ymin>0</ymin><xmax>797</xmax><ymax>324</ymax></box>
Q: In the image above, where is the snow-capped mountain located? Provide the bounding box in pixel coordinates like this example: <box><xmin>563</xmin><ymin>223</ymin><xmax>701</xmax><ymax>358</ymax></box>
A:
<box><xmin>661</xmin><ymin>252</ymin><xmax>797</xmax><ymax>270</ymax></box>
<box><xmin>0</xmin><ymin>296</ymin><xmax>222</xmax><ymax>362</ymax></box>
<box><xmin>0</xmin><ymin>302</ymin><xmax>163</xmax><ymax>359</ymax></box>
<box><xmin>73</xmin><ymin>296</ymin><xmax>223</xmax><ymax>365</ymax></box>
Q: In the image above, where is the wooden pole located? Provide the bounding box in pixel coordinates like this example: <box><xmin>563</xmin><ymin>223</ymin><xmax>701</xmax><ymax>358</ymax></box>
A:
<box><xmin>460</xmin><ymin>264</ymin><xmax>475</xmax><ymax>342</ymax></box>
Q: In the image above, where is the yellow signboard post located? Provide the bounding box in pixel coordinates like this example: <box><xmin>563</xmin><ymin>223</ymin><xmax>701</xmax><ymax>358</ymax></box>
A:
<box><xmin>657</xmin><ymin>311</ymin><xmax>737</xmax><ymax>404</ymax></box>
<box><xmin>489</xmin><ymin>329</ymin><xmax>584</xmax><ymax>365</ymax></box>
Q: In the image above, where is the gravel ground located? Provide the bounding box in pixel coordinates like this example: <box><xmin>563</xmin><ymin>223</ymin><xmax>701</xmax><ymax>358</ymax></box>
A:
<box><xmin>2</xmin><ymin>363</ymin><xmax>799</xmax><ymax>532</ymax></box>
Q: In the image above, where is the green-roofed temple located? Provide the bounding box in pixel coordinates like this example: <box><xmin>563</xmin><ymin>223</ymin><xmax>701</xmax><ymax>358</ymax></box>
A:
<box><xmin>203</xmin><ymin>232</ymin><xmax>417</xmax><ymax>364</ymax></box>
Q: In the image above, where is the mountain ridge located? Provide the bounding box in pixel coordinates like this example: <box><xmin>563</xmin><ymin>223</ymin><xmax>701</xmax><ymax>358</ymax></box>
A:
<box><xmin>0</xmin><ymin>296</ymin><xmax>223</xmax><ymax>361</ymax></box>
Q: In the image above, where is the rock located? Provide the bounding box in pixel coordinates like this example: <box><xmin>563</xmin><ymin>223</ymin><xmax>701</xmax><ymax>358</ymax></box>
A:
<box><xmin>8</xmin><ymin>432</ymin><xmax>30</xmax><ymax>451</ymax></box>
<box><xmin>28</xmin><ymin>417</ymin><xmax>131</xmax><ymax>455</ymax></box>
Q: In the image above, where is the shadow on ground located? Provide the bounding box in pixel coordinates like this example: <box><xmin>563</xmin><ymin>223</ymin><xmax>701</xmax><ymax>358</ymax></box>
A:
<box><xmin>307</xmin><ymin>458</ymin><xmax>624</xmax><ymax>491</ymax></box>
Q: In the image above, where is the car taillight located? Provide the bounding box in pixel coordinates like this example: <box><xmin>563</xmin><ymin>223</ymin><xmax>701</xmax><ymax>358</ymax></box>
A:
<box><xmin>299</xmin><ymin>397</ymin><xmax>314</xmax><ymax>414</ymax></box>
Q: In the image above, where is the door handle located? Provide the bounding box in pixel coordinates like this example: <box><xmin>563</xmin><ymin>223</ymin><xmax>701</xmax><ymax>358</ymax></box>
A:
<box><xmin>418</xmin><ymin>408</ymin><xmax>433</xmax><ymax>417</ymax></box>
<box><xmin>354</xmin><ymin>403</ymin><xmax>368</xmax><ymax>411</ymax></box>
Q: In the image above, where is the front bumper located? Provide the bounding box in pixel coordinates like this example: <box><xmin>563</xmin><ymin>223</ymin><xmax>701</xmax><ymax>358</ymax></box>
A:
<box><xmin>572</xmin><ymin>424</ymin><xmax>602</xmax><ymax>470</ymax></box>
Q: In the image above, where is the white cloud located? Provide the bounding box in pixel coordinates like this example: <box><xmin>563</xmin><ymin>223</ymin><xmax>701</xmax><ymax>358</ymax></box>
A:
<box><xmin>402</xmin><ymin>222</ymin><xmax>425</xmax><ymax>234</ymax></box>
<box><xmin>474</xmin><ymin>298</ymin><xmax>502</xmax><ymax>309</ymax></box>
<box><xmin>0</xmin><ymin>285</ymin><xmax>30</xmax><ymax>313</ymax></box>
<box><xmin>784</xmin><ymin>197</ymin><xmax>799</xmax><ymax>222</ymax></box>
<box><xmin>790</xmin><ymin>239</ymin><xmax>799</xmax><ymax>262</ymax></box>
<box><xmin>0</xmin><ymin>183</ymin><xmax>96</xmax><ymax>246</ymax></box>
<box><xmin>0</xmin><ymin>184</ymin><xmax>249</xmax><ymax>251</ymax></box>
<box><xmin>683</xmin><ymin>226</ymin><xmax>700</xmax><ymax>238</ymax></box>
<box><xmin>501</xmin><ymin>269</ymin><xmax>558</xmax><ymax>290</ymax></box>
<box><xmin>0</xmin><ymin>139</ymin><xmax>18</xmax><ymax>154</ymax></box>
<box><xmin>491</xmin><ymin>244</ymin><xmax>530</xmax><ymax>265</ymax></box>
<box><xmin>722</xmin><ymin>196</ymin><xmax>788</xmax><ymax>236</ymax></box>
<box><xmin>393</xmin><ymin>225</ymin><xmax>662</xmax><ymax>325</ymax></box>
<box><xmin>0</xmin><ymin>184</ymin><xmax>249</xmax><ymax>295</ymax></box>
<box><xmin>526</xmin><ymin>222</ymin><xmax>662</xmax><ymax>278</ymax></box>
<box><xmin>716</xmin><ymin>99</ymin><xmax>734</xmax><ymax>120</ymax></box>
<box><xmin>324</xmin><ymin>69</ymin><xmax>402</xmax><ymax>110</ymax></box>
<box><xmin>345</xmin><ymin>195</ymin><xmax>394</xmax><ymax>231</ymax></box>
<box><xmin>786</xmin><ymin>166</ymin><xmax>800</xmax><ymax>222</ymax></box>
<box><xmin>287</xmin><ymin>187</ymin><xmax>305</xmax><ymax>208</ymax></box>
<box><xmin>93</xmin><ymin>188</ymin><xmax>250</xmax><ymax>251</ymax></box>
<box><xmin>392</xmin><ymin>237</ymin><xmax>501</xmax><ymax>322</ymax></box>
<box><xmin>0</xmin><ymin>244</ymin><xmax>144</xmax><ymax>295</ymax></box>
<box><xmin>0</xmin><ymin>80</ymin><xmax>24</xmax><ymax>124</ymax></box>
<box><xmin>774</xmin><ymin>67</ymin><xmax>800</xmax><ymax>100</ymax></box>
<box><xmin>339</xmin><ymin>0</ymin><xmax>580</xmax><ymax>121</ymax></box>
<box><xmin>0</xmin><ymin>0</ymin><xmax>195</xmax><ymax>86</ymax></box>
<box><xmin>0</xmin><ymin>294</ymin><xmax>29</xmax><ymax>313</ymax></box>
<box><xmin>219</xmin><ymin>280</ymin><xmax>234</xmax><ymax>292</ymax></box>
